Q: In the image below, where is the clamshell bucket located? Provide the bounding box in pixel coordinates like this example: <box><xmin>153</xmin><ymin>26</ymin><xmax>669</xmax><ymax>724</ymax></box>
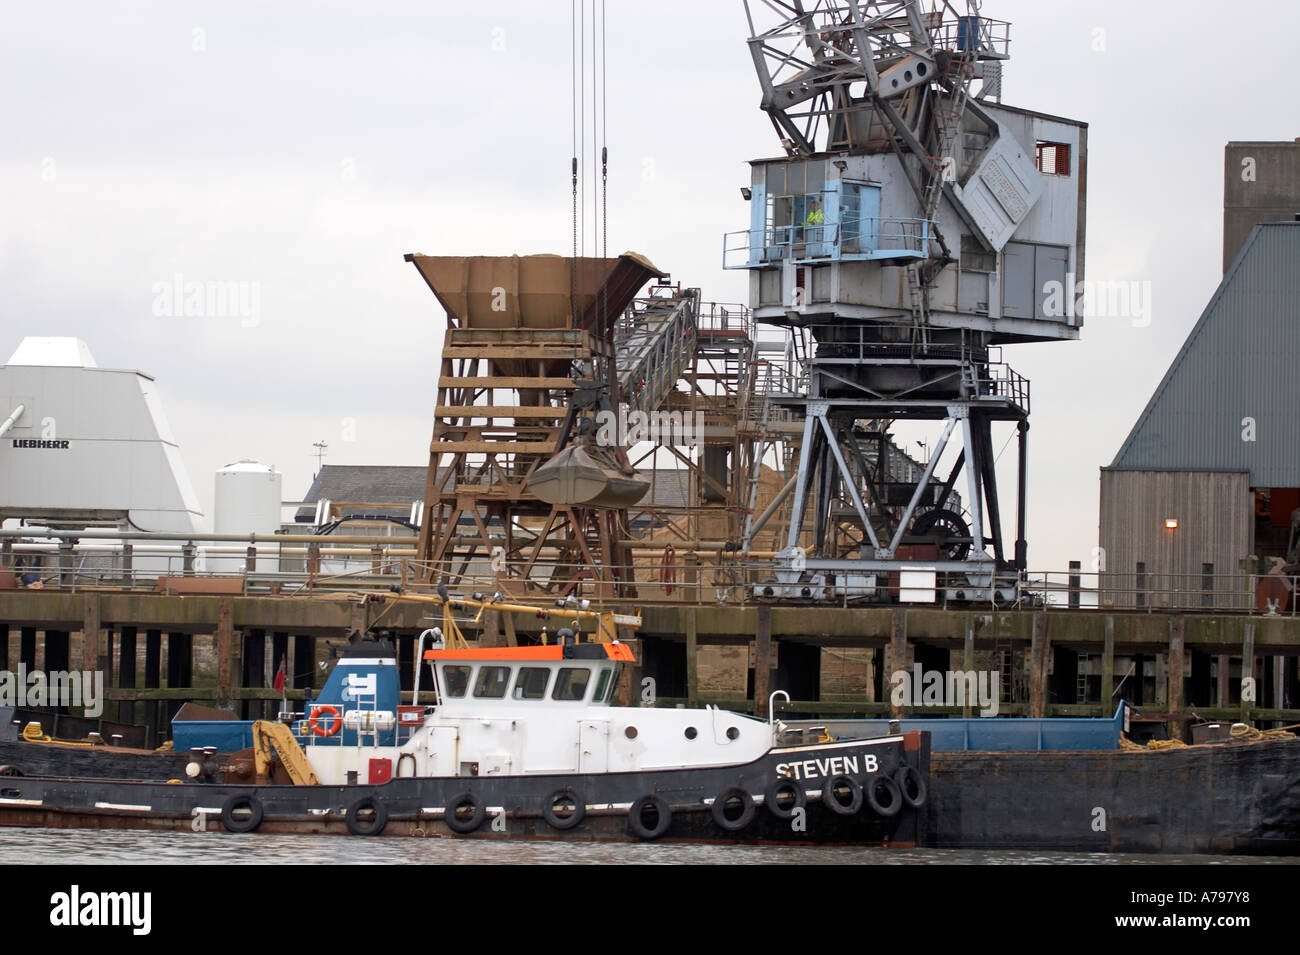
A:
<box><xmin>526</xmin><ymin>443</ymin><xmax>649</xmax><ymax>509</ymax></box>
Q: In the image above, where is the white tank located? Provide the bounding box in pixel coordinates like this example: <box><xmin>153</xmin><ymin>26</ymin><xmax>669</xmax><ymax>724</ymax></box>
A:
<box><xmin>212</xmin><ymin>460</ymin><xmax>282</xmax><ymax>573</ymax></box>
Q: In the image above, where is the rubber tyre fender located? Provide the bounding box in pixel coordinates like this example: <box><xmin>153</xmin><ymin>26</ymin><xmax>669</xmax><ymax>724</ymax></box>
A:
<box><xmin>541</xmin><ymin>788</ymin><xmax>585</xmax><ymax>831</ymax></box>
<box><xmin>710</xmin><ymin>786</ymin><xmax>756</xmax><ymax>832</ymax></box>
<box><xmin>220</xmin><ymin>793</ymin><xmax>264</xmax><ymax>834</ymax></box>
<box><xmin>764</xmin><ymin>777</ymin><xmax>806</xmax><ymax>820</ymax></box>
<box><xmin>345</xmin><ymin>795</ymin><xmax>388</xmax><ymax>837</ymax></box>
<box><xmin>627</xmin><ymin>794</ymin><xmax>672</xmax><ymax>841</ymax></box>
<box><xmin>865</xmin><ymin>774</ymin><xmax>903</xmax><ymax>818</ymax></box>
<box><xmin>821</xmin><ymin>774</ymin><xmax>863</xmax><ymax>816</ymax></box>
<box><xmin>444</xmin><ymin>791</ymin><xmax>486</xmax><ymax>834</ymax></box>
<box><xmin>894</xmin><ymin>764</ymin><xmax>927</xmax><ymax>809</ymax></box>
<box><xmin>0</xmin><ymin>765</ymin><xmax>22</xmax><ymax>777</ymax></box>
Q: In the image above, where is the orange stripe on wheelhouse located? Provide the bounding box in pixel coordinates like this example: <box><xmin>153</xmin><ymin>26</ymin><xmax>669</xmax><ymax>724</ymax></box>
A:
<box><xmin>424</xmin><ymin>644</ymin><xmax>635</xmax><ymax>662</ymax></box>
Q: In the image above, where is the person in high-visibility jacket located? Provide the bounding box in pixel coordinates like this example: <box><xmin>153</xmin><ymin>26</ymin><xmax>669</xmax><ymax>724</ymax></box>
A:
<box><xmin>805</xmin><ymin>201</ymin><xmax>824</xmax><ymax>226</ymax></box>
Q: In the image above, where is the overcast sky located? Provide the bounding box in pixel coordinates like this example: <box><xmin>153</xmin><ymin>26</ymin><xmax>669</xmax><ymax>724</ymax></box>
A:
<box><xmin>4</xmin><ymin>0</ymin><xmax>1297</xmax><ymax>574</ymax></box>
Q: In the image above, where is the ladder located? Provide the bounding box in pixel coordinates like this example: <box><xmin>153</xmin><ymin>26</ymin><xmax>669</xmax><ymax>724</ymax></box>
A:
<box><xmin>909</xmin><ymin>3</ymin><xmax>982</xmax><ymax>335</ymax></box>
<box><xmin>993</xmin><ymin>612</ymin><xmax>1014</xmax><ymax>705</ymax></box>
<box><xmin>739</xmin><ymin>361</ymin><xmax>777</xmax><ymax>551</ymax></box>
<box><xmin>919</xmin><ymin>54</ymin><xmax>975</xmax><ymax>222</ymax></box>
<box><xmin>1076</xmin><ymin>652</ymin><xmax>1091</xmax><ymax>704</ymax></box>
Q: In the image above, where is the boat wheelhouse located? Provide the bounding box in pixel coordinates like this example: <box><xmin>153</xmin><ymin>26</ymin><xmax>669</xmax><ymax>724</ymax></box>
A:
<box><xmin>418</xmin><ymin>640</ymin><xmax>775</xmax><ymax>776</ymax></box>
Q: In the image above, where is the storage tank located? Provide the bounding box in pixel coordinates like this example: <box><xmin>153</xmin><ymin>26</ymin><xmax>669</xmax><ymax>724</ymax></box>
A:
<box><xmin>212</xmin><ymin>460</ymin><xmax>282</xmax><ymax>573</ymax></box>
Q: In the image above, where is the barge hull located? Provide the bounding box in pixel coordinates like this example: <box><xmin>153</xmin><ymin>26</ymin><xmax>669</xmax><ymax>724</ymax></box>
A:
<box><xmin>928</xmin><ymin>738</ymin><xmax>1300</xmax><ymax>854</ymax></box>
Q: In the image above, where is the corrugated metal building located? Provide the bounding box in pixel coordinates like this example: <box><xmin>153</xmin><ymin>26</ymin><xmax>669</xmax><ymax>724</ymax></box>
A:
<box><xmin>1101</xmin><ymin>221</ymin><xmax>1300</xmax><ymax>609</ymax></box>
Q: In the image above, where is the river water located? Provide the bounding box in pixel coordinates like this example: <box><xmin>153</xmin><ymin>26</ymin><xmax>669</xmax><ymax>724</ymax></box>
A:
<box><xmin>0</xmin><ymin>827</ymin><xmax>1293</xmax><ymax>865</ymax></box>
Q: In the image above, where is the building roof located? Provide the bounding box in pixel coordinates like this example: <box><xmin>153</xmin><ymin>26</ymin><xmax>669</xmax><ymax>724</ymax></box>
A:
<box><xmin>1109</xmin><ymin>223</ymin><xmax>1300</xmax><ymax>485</ymax></box>
<box><xmin>295</xmin><ymin>464</ymin><xmax>695</xmax><ymax>524</ymax></box>
<box><xmin>6</xmin><ymin>337</ymin><xmax>98</xmax><ymax>368</ymax></box>
<box><xmin>295</xmin><ymin>465</ymin><xmax>428</xmax><ymax>522</ymax></box>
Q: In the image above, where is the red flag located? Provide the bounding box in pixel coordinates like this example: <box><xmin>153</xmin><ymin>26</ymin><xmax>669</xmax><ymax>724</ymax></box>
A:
<box><xmin>273</xmin><ymin>655</ymin><xmax>287</xmax><ymax>693</ymax></box>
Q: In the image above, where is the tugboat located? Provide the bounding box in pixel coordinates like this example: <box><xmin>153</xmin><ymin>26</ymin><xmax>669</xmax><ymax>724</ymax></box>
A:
<box><xmin>0</xmin><ymin>599</ymin><xmax>930</xmax><ymax>844</ymax></box>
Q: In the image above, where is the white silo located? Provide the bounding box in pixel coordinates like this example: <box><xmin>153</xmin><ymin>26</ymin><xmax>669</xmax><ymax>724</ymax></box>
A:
<box><xmin>212</xmin><ymin>460</ymin><xmax>282</xmax><ymax>573</ymax></box>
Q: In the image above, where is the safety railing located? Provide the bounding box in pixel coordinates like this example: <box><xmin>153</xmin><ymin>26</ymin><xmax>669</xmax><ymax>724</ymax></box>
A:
<box><xmin>695</xmin><ymin>301</ymin><xmax>752</xmax><ymax>336</ymax></box>
<box><xmin>983</xmin><ymin>362</ymin><xmax>1030</xmax><ymax>415</ymax></box>
<box><xmin>6</xmin><ymin>532</ymin><xmax>1299</xmax><ymax>617</ymax></box>
<box><xmin>930</xmin><ymin>16</ymin><xmax>1011</xmax><ymax>59</ymax></box>
<box><xmin>724</xmin><ymin>216</ymin><xmax>933</xmax><ymax>270</ymax></box>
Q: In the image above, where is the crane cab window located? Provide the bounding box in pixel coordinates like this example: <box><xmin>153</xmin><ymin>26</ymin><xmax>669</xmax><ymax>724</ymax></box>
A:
<box><xmin>552</xmin><ymin>667</ymin><xmax>592</xmax><ymax>701</ymax></box>
<box><xmin>513</xmin><ymin>667</ymin><xmax>551</xmax><ymax>701</ymax></box>
<box><xmin>473</xmin><ymin>666</ymin><xmax>511</xmax><ymax>699</ymax></box>
<box><xmin>442</xmin><ymin>665</ymin><xmax>471</xmax><ymax>699</ymax></box>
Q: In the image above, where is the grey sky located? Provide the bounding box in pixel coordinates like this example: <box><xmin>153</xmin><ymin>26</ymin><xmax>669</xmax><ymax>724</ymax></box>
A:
<box><xmin>4</xmin><ymin>1</ymin><xmax>1297</xmax><ymax>573</ymax></box>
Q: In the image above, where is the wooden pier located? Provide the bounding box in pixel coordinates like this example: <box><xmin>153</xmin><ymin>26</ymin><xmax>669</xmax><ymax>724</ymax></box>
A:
<box><xmin>2</xmin><ymin>590</ymin><xmax>1298</xmax><ymax>746</ymax></box>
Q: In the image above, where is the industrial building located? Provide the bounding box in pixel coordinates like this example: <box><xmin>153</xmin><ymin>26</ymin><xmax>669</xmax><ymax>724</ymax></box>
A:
<box><xmin>0</xmin><ymin>338</ymin><xmax>204</xmax><ymax>536</ymax></box>
<box><xmin>1100</xmin><ymin>141</ymin><xmax>1300</xmax><ymax>713</ymax></box>
<box><xmin>1102</xmin><ymin>141</ymin><xmax>1300</xmax><ymax>611</ymax></box>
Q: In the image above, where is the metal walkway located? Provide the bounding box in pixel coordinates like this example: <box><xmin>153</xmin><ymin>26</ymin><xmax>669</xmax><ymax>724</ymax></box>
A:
<box><xmin>614</xmin><ymin>288</ymin><xmax>699</xmax><ymax>414</ymax></box>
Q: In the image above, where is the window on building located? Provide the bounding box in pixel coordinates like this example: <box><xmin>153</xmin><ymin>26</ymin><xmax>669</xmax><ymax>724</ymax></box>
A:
<box><xmin>473</xmin><ymin>665</ymin><xmax>511</xmax><ymax>699</ymax></box>
<box><xmin>962</xmin><ymin>234</ymin><xmax>996</xmax><ymax>272</ymax></box>
<box><xmin>1202</xmin><ymin>563</ymin><xmax>1215</xmax><ymax>609</ymax></box>
<box><xmin>1135</xmin><ymin>562</ymin><xmax>1147</xmax><ymax>608</ymax></box>
<box><xmin>512</xmin><ymin>666</ymin><xmax>551</xmax><ymax>701</ymax></box>
<box><xmin>441</xmin><ymin>665</ymin><xmax>471</xmax><ymax>699</ymax></box>
<box><xmin>552</xmin><ymin>667</ymin><xmax>592</xmax><ymax>701</ymax></box>
<box><xmin>1035</xmin><ymin>141</ymin><xmax>1071</xmax><ymax>176</ymax></box>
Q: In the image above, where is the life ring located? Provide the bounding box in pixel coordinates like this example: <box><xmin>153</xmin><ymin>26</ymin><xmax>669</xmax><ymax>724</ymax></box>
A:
<box><xmin>220</xmin><ymin>793</ymin><xmax>264</xmax><ymax>834</ymax></box>
<box><xmin>865</xmin><ymin>774</ymin><xmax>903</xmax><ymax>818</ymax></box>
<box><xmin>627</xmin><ymin>794</ymin><xmax>671</xmax><ymax>840</ymax></box>
<box><xmin>444</xmin><ymin>791</ymin><xmax>486</xmax><ymax>834</ymax></box>
<box><xmin>659</xmin><ymin>545</ymin><xmax>676</xmax><ymax>596</ymax></box>
<box><xmin>821</xmin><ymin>774</ymin><xmax>863</xmax><ymax>816</ymax></box>
<box><xmin>345</xmin><ymin>795</ymin><xmax>388</xmax><ymax>837</ymax></box>
<box><xmin>894</xmin><ymin>765</ymin><xmax>927</xmax><ymax>809</ymax></box>
<box><xmin>710</xmin><ymin>787</ymin><xmax>756</xmax><ymax>832</ymax></box>
<box><xmin>764</xmin><ymin>777</ymin><xmax>806</xmax><ymax>820</ymax></box>
<box><xmin>308</xmin><ymin>704</ymin><xmax>342</xmax><ymax>737</ymax></box>
<box><xmin>541</xmin><ymin>788</ymin><xmax>585</xmax><ymax>831</ymax></box>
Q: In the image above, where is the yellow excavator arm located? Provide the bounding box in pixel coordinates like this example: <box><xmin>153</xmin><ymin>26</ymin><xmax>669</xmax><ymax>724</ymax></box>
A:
<box><xmin>251</xmin><ymin>720</ymin><xmax>320</xmax><ymax>786</ymax></box>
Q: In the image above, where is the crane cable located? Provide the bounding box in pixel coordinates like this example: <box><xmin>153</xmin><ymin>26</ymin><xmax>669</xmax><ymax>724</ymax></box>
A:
<box><xmin>570</xmin><ymin>2</ymin><xmax>610</xmax><ymax>335</ymax></box>
<box><xmin>571</xmin><ymin>0</ymin><xmax>579</xmax><ymax>329</ymax></box>
<box><xmin>600</xmin><ymin>0</ymin><xmax>608</xmax><ymax>339</ymax></box>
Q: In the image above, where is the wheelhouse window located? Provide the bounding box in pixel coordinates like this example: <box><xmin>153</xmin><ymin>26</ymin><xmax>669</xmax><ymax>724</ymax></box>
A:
<box><xmin>512</xmin><ymin>666</ymin><xmax>551</xmax><ymax>701</ymax></box>
<box><xmin>473</xmin><ymin>665</ymin><xmax>511</xmax><ymax>699</ymax></box>
<box><xmin>591</xmin><ymin>667</ymin><xmax>613</xmax><ymax>704</ymax></box>
<box><xmin>442</xmin><ymin>665</ymin><xmax>471</xmax><ymax>699</ymax></box>
<box><xmin>552</xmin><ymin>667</ymin><xmax>592</xmax><ymax>701</ymax></box>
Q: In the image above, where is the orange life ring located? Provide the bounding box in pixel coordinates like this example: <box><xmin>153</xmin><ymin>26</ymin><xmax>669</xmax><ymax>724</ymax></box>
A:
<box><xmin>309</xmin><ymin>704</ymin><xmax>342</xmax><ymax>737</ymax></box>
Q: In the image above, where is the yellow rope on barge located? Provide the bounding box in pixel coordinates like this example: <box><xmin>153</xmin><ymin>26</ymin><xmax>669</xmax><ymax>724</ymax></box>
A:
<box><xmin>1120</xmin><ymin>723</ymin><xmax>1296</xmax><ymax>751</ymax></box>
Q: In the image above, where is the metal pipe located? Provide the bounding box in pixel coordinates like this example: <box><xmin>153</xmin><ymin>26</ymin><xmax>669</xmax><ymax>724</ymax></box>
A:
<box><xmin>412</xmin><ymin>627</ymin><xmax>440</xmax><ymax>706</ymax></box>
<box><xmin>744</xmin><ymin>474</ymin><xmax>798</xmax><ymax>553</ymax></box>
<box><xmin>0</xmin><ymin>403</ymin><xmax>25</xmax><ymax>439</ymax></box>
<box><xmin>1015</xmin><ymin>420</ymin><xmax>1029</xmax><ymax>570</ymax></box>
<box><xmin>0</xmin><ymin>528</ymin><xmax>420</xmax><ymax>545</ymax></box>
